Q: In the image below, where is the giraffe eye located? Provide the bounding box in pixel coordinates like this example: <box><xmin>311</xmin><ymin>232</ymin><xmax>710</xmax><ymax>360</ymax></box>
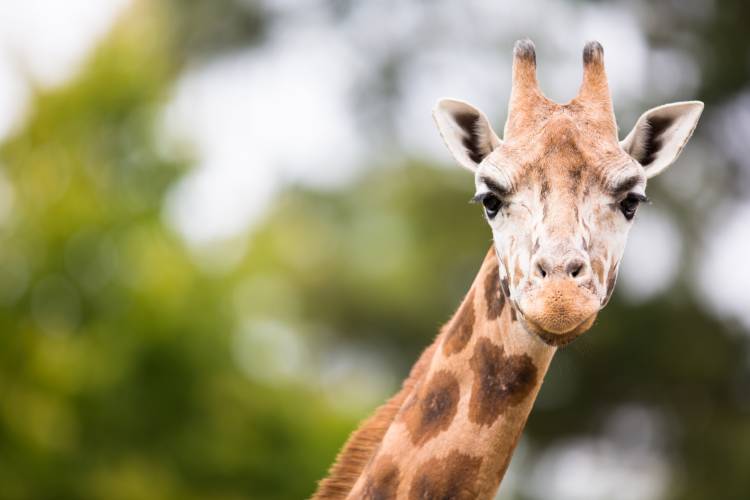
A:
<box><xmin>619</xmin><ymin>193</ymin><xmax>648</xmax><ymax>220</ymax></box>
<box><xmin>470</xmin><ymin>191</ymin><xmax>507</xmax><ymax>219</ymax></box>
<box><xmin>482</xmin><ymin>194</ymin><xmax>502</xmax><ymax>218</ymax></box>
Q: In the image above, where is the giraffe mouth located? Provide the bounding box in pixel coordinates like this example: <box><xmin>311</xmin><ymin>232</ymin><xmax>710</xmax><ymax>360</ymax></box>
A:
<box><xmin>517</xmin><ymin>309</ymin><xmax>598</xmax><ymax>347</ymax></box>
<box><xmin>515</xmin><ymin>278</ymin><xmax>601</xmax><ymax>346</ymax></box>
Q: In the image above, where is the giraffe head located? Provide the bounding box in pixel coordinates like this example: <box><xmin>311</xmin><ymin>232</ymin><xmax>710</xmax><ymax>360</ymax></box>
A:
<box><xmin>434</xmin><ymin>40</ymin><xmax>703</xmax><ymax>346</ymax></box>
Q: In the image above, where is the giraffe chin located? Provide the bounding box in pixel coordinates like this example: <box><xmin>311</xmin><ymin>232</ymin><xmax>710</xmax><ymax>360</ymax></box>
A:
<box><xmin>516</xmin><ymin>279</ymin><xmax>600</xmax><ymax>347</ymax></box>
<box><xmin>519</xmin><ymin>311</ymin><xmax>598</xmax><ymax>347</ymax></box>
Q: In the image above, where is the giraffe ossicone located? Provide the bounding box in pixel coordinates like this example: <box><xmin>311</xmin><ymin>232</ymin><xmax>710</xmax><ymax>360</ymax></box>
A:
<box><xmin>314</xmin><ymin>39</ymin><xmax>703</xmax><ymax>500</ymax></box>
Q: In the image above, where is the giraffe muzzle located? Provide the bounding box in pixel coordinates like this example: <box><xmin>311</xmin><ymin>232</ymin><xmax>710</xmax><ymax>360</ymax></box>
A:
<box><xmin>516</xmin><ymin>277</ymin><xmax>600</xmax><ymax>344</ymax></box>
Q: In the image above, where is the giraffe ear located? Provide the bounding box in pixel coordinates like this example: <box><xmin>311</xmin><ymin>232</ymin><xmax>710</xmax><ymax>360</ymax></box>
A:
<box><xmin>433</xmin><ymin>99</ymin><xmax>502</xmax><ymax>172</ymax></box>
<box><xmin>620</xmin><ymin>101</ymin><xmax>704</xmax><ymax>178</ymax></box>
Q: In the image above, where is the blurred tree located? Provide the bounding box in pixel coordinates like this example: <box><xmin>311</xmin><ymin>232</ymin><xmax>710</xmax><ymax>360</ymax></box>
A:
<box><xmin>0</xmin><ymin>3</ymin><xmax>354</xmax><ymax>500</ymax></box>
<box><xmin>166</xmin><ymin>0</ymin><xmax>269</xmax><ymax>63</ymax></box>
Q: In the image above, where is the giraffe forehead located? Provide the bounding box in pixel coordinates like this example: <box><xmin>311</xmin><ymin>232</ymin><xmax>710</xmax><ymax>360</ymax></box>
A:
<box><xmin>519</xmin><ymin>139</ymin><xmax>609</xmax><ymax>187</ymax></box>
<box><xmin>497</xmin><ymin>111</ymin><xmax>629</xmax><ymax>193</ymax></box>
<box><xmin>506</xmin><ymin>99</ymin><xmax>617</xmax><ymax>142</ymax></box>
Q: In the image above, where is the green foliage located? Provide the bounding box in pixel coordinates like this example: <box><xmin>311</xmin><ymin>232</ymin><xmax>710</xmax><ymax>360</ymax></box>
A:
<box><xmin>0</xmin><ymin>6</ymin><xmax>352</xmax><ymax>500</ymax></box>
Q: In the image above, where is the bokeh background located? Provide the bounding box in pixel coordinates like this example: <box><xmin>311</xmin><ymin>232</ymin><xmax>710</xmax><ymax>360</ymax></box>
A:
<box><xmin>1</xmin><ymin>1</ymin><xmax>749</xmax><ymax>499</ymax></box>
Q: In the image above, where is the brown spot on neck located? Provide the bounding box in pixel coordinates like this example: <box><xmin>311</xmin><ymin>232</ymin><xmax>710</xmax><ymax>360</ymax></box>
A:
<box><xmin>408</xmin><ymin>451</ymin><xmax>483</xmax><ymax>500</ymax></box>
<box><xmin>402</xmin><ymin>370</ymin><xmax>460</xmax><ymax>446</ymax></box>
<box><xmin>468</xmin><ymin>338</ymin><xmax>538</xmax><ymax>426</ymax></box>
<box><xmin>484</xmin><ymin>261</ymin><xmax>505</xmax><ymax>320</ymax></box>
<box><xmin>443</xmin><ymin>289</ymin><xmax>476</xmax><ymax>356</ymax></box>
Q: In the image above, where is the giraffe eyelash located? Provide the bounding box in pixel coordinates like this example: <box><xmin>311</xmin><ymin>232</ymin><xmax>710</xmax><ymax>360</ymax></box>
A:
<box><xmin>621</xmin><ymin>193</ymin><xmax>650</xmax><ymax>204</ymax></box>
<box><xmin>470</xmin><ymin>192</ymin><xmax>508</xmax><ymax>204</ymax></box>
<box><xmin>470</xmin><ymin>192</ymin><xmax>489</xmax><ymax>204</ymax></box>
<box><xmin>471</xmin><ymin>186</ymin><xmax>511</xmax><ymax>205</ymax></box>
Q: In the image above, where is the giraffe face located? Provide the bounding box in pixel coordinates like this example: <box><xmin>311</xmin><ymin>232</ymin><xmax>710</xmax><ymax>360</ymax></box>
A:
<box><xmin>434</xmin><ymin>40</ymin><xmax>703</xmax><ymax>346</ymax></box>
<box><xmin>473</xmin><ymin>121</ymin><xmax>640</xmax><ymax>344</ymax></box>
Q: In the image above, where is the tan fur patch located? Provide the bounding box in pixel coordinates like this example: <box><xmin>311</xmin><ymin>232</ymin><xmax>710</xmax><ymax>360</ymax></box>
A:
<box><xmin>402</xmin><ymin>370</ymin><xmax>460</xmax><ymax>446</ymax></box>
<box><xmin>469</xmin><ymin>338</ymin><xmax>538</xmax><ymax>426</ymax></box>
<box><xmin>408</xmin><ymin>451</ymin><xmax>483</xmax><ymax>500</ymax></box>
<box><xmin>443</xmin><ymin>289</ymin><xmax>476</xmax><ymax>356</ymax></box>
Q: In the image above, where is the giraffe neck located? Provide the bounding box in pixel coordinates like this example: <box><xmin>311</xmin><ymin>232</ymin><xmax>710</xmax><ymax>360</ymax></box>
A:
<box><xmin>314</xmin><ymin>248</ymin><xmax>557</xmax><ymax>500</ymax></box>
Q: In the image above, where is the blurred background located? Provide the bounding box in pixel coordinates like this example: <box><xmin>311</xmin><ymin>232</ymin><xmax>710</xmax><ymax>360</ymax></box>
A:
<box><xmin>0</xmin><ymin>0</ymin><xmax>749</xmax><ymax>499</ymax></box>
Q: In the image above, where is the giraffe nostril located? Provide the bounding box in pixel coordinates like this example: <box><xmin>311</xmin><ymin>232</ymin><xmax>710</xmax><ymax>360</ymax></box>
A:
<box><xmin>566</xmin><ymin>259</ymin><xmax>585</xmax><ymax>278</ymax></box>
<box><xmin>536</xmin><ymin>262</ymin><xmax>547</xmax><ymax>279</ymax></box>
<box><xmin>534</xmin><ymin>256</ymin><xmax>586</xmax><ymax>280</ymax></box>
<box><xmin>533</xmin><ymin>256</ymin><xmax>552</xmax><ymax>279</ymax></box>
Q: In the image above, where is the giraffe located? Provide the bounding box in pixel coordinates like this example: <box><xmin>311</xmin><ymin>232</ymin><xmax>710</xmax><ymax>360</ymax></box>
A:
<box><xmin>313</xmin><ymin>39</ymin><xmax>703</xmax><ymax>500</ymax></box>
